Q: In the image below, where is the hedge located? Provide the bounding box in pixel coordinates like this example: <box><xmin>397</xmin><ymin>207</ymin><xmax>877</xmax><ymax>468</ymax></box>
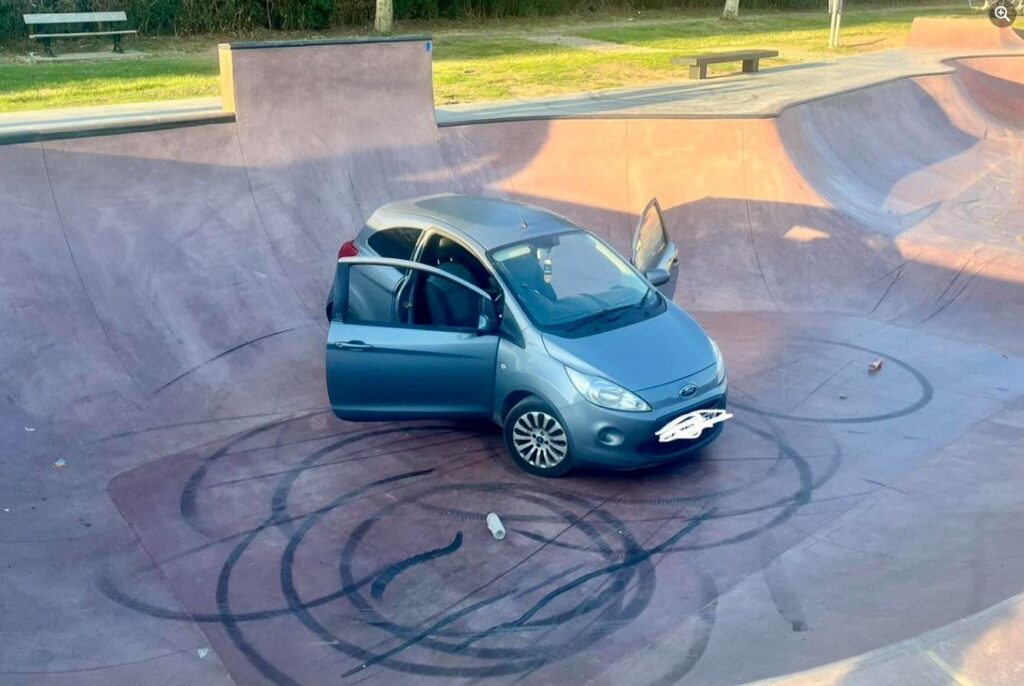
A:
<box><xmin>0</xmin><ymin>0</ymin><xmax>934</xmax><ymax>41</ymax></box>
<box><xmin>2</xmin><ymin>0</ymin><xmax>373</xmax><ymax>38</ymax></box>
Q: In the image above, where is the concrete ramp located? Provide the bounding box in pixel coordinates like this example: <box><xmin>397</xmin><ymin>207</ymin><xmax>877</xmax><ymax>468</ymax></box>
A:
<box><xmin>906</xmin><ymin>16</ymin><xmax>1024</xmax><ymax>49</ymax></box>
<box><xmin>443</xmin><ymin>56</ymin><xmax>1024</xmax><ymax>347</ymax></box>
<box><xmin>952</xmin><ymin>55</ymin><xmax>1024</xmax><ymax>125</ymax></box>
<box><xmin>2</xmin><ymin>36</ymin><xmax>1024</xmax><ymax>686</ymax></box>
<box><xmin>227</xmin><ymin>38</ymin><xmax>458</xmax><ymax>315</ymax></box>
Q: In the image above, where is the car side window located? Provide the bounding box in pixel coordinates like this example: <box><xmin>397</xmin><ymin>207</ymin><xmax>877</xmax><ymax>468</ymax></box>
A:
<box><xmin>341</xmin><ymin>264</ymin><xmax>402</xmax><ymax>325</ymax></box>
<box><xmin>338</xmin><ymin>262</ymin><xmax>487</xmax><ymax>333</ymax></box>
<box><xmin>367</xmin><ymin>227</ymin><xmax>422</xmax><ymax>261</ymax></box>
<box><xmin>419</xmin><ymin>234</ymin><xmax>493</xmax><ymax>289</ymax></box>
<box><xmin>634</xmin><ymin>200</ymin><xmax>668</xmax><ymax>273</ymax></box>
<box><xmin>406</xmin><ymin>269</ymin><xmax>484</xmax><ymax>330</ymax></box>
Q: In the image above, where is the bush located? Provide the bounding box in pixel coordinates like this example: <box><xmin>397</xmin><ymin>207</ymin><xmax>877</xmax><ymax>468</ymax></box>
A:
<box><xmin>0</xmin><ymin>0</ymin><xmax>263</xmax><ymax>37</ymax></box>
<box><xmin>0</xmin><ymin>0</ymin><xmax>944</xmax><ymax>41</ymax></box>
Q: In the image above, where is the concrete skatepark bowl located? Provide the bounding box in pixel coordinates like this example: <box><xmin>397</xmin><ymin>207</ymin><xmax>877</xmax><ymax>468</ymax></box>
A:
<box><xmin>2</xmin><ymin>23</ymin><xmax>1024</xmax><ymax>686</ymax></box>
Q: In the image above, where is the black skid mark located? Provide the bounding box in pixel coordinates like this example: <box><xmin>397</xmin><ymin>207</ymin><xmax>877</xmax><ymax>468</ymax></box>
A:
<box><xmin>730</xmin><ymin>339</ymin><xmax>934</xmax><ymax>424</ymax></box>
<box><xmin>371</xmin><ymin>532</ymin><xmax>464</xmax><ymax>600</ymax></box>
<box><xmin>452</xmin><ymin>508</ymin><xmax>715</xmax><ymax>653</ymax></box>
<box><xmin>104</xmin><ymin>388</ymin><xmax>841</xmax><ymax>682</ymax></box>
<box><xmin>179</xmin><ymin>423</ymin><xmax>463</xmax><ymax>537</ymax></box>
<box><xmin>216</xmin><ymin>468</ymin><xmax>437</xmax><ymax>685</ymax></box>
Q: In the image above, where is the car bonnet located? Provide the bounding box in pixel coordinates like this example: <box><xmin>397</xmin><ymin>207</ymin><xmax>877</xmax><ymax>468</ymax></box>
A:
<box><xmin>540</xmin><ymin>306</ymin><xmax>717</xmax><ymax>392</ymax></box>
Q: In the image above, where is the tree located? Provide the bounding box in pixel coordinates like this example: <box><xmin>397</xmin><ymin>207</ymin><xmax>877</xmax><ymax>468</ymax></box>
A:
<box><xmin>722</xmin><ymin>0</ymin><xmax>740</xmax><ymax>20</ymax></box>
<box><xmin>375</xmin><ymin>0</ymin><xmax>393</xmax><ymax>33</ymax></box>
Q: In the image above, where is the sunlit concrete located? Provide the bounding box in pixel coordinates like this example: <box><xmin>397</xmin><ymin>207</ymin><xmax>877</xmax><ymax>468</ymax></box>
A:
<box><xmin>2</xmin><ymin>24</ymin><xmax>1023</xmax><ymax>686</ymax></box>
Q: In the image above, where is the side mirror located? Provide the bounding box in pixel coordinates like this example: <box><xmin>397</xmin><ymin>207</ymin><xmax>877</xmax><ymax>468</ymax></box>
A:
<box><xmin>646</xmin><ymin>268</ymin><xmax>670</xmax><ymax>287</ymax></box>
<box><xmin>477</xmin><ymin>298</ymin><xmax>497</xmax><ymax>335</ymax></box>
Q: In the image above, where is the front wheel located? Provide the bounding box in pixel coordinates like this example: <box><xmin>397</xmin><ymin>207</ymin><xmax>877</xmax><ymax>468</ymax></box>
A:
<box><xmin>503</xmin><ymin>397</ymin><xmax>573</xmax><ymax>477</ymax></box>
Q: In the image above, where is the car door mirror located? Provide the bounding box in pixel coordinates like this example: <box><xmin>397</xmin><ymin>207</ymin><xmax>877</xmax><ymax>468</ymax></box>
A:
<box><xmin>646</xmin><ymin>268</ymin><xmax>671</xmax><ymax>287</ymax></box>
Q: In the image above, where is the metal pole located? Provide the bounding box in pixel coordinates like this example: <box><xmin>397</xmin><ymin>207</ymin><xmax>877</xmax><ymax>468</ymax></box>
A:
<box><xmin>834</xmin><ymin>0</ymin><xmax>843</xmax><ymax>48</ymax></box>
<box><xmin>828</xmin><ymin>0</ymin><xmax>837</xmax><ymax>49</ymax></box>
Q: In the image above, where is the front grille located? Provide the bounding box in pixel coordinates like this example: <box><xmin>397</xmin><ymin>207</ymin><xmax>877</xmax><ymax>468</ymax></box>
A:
<box><xmin>637</xmin><ymin>395</ymin><xmax>726</xmax><ymax>455</ymax></box>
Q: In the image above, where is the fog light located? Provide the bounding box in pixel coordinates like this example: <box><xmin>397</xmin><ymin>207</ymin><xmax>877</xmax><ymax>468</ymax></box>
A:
<box><xmin>597</xmin><ymin>427</ymin><xmax>625</xmax><ymax>446</ymax></box>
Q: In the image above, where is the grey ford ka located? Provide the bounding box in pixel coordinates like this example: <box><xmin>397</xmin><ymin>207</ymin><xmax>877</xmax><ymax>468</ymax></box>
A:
<box><xmin>325</xmin><ymin>194</ymin><xmax>727</xmax><ymax>476</ymax></box>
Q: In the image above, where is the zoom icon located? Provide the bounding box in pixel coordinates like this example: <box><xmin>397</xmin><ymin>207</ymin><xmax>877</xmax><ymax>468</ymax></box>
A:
<box><xmin>989</xmin><ymin>0</ymin><xmax>1018</xmax><ymax>27</ymax></box>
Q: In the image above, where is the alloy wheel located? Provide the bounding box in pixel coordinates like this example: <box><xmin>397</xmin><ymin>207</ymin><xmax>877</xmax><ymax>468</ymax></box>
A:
<box><xmin>512</xmin><ymin>411</ymin><xmax>568</xmax><ymax>469</ymax></box>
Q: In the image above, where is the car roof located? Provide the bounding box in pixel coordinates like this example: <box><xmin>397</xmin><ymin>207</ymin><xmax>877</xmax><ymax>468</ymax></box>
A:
<box><xmin>369</xmin><ymin>194</ymin><xmax>581</xmax><ymax>251</ymax></box>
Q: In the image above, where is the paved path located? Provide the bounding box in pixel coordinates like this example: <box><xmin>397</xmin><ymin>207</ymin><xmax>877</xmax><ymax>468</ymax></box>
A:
<box><xmin>436</xmin><ymin>47</ymin><xmax>1018</xmax><ymax>122</ymax></box>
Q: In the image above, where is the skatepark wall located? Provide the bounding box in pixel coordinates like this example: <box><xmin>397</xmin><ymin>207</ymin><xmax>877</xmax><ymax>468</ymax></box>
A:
<box><xmin>1</xmin><ymin>37</ymin><xmax>1022</xmax><ymax>473</ymax></box>
<box><xmin>905</xmin><ymin>17</ymin><xmax>1024</xmax><ymax>49</ymax></box>
<box><xmin>441</xmin><ymin>54</ymin><xmax>1024</xmax><ymax>346</ymax></box>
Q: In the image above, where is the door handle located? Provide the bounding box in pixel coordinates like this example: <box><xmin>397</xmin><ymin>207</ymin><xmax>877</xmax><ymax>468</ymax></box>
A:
<box><xmin>332</xmin><ymin>340</ymin><xmax>373</xmax><ymax>351</ymax></box>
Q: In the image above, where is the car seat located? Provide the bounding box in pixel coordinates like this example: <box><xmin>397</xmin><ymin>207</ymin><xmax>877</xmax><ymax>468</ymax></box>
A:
<box><xmin>425</xmin><ymin>239</ymin><xmax>480</xmax><ymax>328</ymax></box>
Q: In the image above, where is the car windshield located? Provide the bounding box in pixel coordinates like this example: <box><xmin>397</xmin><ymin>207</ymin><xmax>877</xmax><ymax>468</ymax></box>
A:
<box><xmin>489</xmin><ymin>231</ymin><xmax>657</xmax><ymax>333</ymax></box>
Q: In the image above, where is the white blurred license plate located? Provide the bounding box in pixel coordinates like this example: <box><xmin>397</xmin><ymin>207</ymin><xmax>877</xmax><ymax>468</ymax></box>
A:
<box><xmin>656</xmin><ymin>409</ymin><xmax>732</xmax><ymax>442</ymax></box>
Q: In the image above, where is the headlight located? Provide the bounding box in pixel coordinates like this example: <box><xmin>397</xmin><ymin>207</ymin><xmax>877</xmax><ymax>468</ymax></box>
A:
<box><xmin>711</xmin><ymin>338</ymin><xmax>726</xmax><ymax>383</ymax></box>
<box><xmin>565</xmin><ymin>367</ymin><xmax>651</xmax><ymax>412</ymax></box>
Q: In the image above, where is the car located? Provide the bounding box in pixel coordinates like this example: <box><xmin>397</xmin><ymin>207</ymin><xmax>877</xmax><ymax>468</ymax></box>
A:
<box><xmin>324</xmin><ymin>194</ymin><xmax>728</xmax><ymax>476</ymax></box>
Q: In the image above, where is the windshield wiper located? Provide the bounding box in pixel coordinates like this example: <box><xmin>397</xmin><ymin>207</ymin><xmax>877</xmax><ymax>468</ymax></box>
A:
<box><xmin>565</xmin><ymin>296</ymin><xmax>651</xmax><ymax>333</ymax></box>
<box><xmin>563</xmin><ymin>288</ymin><xmax>660</xmax><ymax>333</ymax></box>
<box><xmin>564</xmin><ymin>301</ymin><xmax>636</xmax><ymax>332</ymax></box>
<box><xmin>633</xmin><ymin>285</ymin><xmax>657</xmax><ymax>310</ymax></box>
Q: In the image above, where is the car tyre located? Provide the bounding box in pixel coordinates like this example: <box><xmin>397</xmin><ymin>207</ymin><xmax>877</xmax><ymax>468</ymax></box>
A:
<box><xmin>504</xmin><ymin>397</ymin><xmax>573</xmax><ymax>477</ymax></box>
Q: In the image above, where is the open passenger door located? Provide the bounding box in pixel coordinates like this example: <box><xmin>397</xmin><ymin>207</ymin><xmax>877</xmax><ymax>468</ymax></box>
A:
<box><xmin>631</xmin><ymin>198</ymin><xmax>679</xmax><ymax>299</ymax></box>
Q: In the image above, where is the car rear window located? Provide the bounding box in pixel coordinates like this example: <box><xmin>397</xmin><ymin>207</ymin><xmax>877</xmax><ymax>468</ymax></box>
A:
<box><xmin>367</xmin><ymin>227</ymin><xmax>422</xmax><ymax>260</ymax></box>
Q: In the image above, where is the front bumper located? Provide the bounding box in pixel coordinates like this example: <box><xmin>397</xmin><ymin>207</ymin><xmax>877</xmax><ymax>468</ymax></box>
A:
<box><xmin>558</xmin><ymin>368</ymin><xmax>728</xmax><ymax>470</ymax></box>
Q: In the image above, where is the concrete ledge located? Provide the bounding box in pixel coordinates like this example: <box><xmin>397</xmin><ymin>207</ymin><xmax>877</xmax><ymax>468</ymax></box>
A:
<box><xmin>0</xmin><ymin>98</ymin><xmax>232</xmax><ymax>146</ymax></box>
<box><xmin>224</xmin><ymin>34</ymin><xmax>431</xmax><ymax>50</ymax></box>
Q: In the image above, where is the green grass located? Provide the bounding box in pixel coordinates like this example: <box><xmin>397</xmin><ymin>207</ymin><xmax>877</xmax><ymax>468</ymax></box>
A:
<box><xmin>573</xmin><ymin>6</ymin><xmax>974</xmax><ymax>65</ymax></box>
<box><xmin>0</xmin><ymin>55</ymin><xmax>219</xmax><ymax>112</ymax></box>
<box><xmin>433</xmin><ymin>5</ymin><xmax>973</xmax><ymax>103</ymax></box>
<box><xmin>0</xmin><ymin>3</ymin><xmax>975</xmax><ymax>113</ymax></box>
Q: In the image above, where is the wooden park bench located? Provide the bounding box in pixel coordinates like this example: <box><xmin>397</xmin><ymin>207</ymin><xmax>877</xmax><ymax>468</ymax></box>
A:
<box><xmin>673</xmin><ymin>50</ymin><xmax>779</xmax><ymax>80</ymax></box>
<box><xmin>24</xmin><ymin>12</ymin><xmax>137</xmax><ymax>58</ymax></box>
